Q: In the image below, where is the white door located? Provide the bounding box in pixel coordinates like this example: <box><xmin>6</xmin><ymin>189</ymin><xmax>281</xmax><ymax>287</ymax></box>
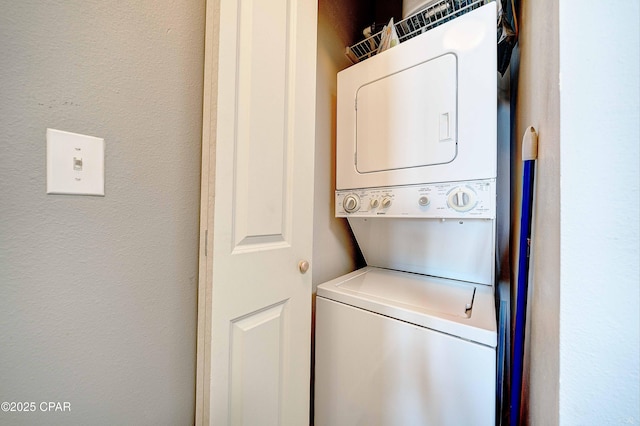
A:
<box><xmin>196</xmin><ymin>0</ymin><xmax>317</xmax><ymax>425</ymax></box>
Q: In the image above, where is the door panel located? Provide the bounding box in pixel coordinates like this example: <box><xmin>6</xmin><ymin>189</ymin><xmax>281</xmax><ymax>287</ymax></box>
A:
<box><xmin>234</xmin><ymin>0</ymin><xmax>290</xmax><ymax>248</ymax></box>
<box><xmin>197</xmin><ymin>0</ymin><xmax>317</xmax><ymax>424</ymax></box>
<box><xmin>229</xmin><ymin>301</ymin><xmax>287</xmax><ymax>426</ymax></box>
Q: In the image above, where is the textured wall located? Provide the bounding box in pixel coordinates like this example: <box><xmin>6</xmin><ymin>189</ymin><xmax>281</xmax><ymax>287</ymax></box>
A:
<box><xmin>313</xmin><ymin>0</ymin><xmax>365</xmax><ymax>288</ymax></box>
<box><xmin>558</xmin><ymin>1</ymin><xmax>639</xmax><ymax>424</ymax></box>
<box><xmin>517</xmin><ymin>0</ymin><xmax>640</xmax><ymax>424</ymax></box>
<box><xmin>0</xmin><ymin>1</ymin><xmax>204</xmax><ymax>425</ymax></box>
<box><xmin>514</xmin><ymin>0</ymin><xmax>561</xmax><ymax>423</ymax></box>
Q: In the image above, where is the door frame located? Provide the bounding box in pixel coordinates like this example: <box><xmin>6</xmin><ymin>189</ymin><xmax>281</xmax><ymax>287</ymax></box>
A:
<box><xmin>195</xmin><ymin>0</ymin><xmax>220</xmax><ymax>423</ymax></box>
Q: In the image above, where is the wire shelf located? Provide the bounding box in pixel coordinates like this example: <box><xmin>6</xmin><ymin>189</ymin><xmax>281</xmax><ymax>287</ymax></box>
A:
<box><xmin>346</xmin><ymin>0</ymin><xmax>490</xmax><ymax>63</ymax></box>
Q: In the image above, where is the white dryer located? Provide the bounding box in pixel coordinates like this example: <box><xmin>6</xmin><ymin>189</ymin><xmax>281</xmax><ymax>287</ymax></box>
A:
<box><xmin>315</xmin><ymin>2</ymin><xmax>498</xmax><ymax>425</ymax></box>
<box><xmin>336</xmin><ymin>2</ymin><xmax>497</xmax><ymax>190</ymax></box>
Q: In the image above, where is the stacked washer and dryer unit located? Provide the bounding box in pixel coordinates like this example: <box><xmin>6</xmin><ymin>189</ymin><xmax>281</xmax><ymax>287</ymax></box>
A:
<box><xmin>315</xmin><ymin>3</ymin><xmax>498</xmax><ymax>425</ymax></box>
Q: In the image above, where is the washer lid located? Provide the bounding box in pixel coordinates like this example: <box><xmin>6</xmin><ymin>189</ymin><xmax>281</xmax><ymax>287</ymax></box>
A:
<box><xmin>317</xmin><ymin>266</ymin><xmax>496</xmax><ymax>346</ymax></box>
<box><xmin>337</xmin><ymin>266</ymin><xmax>474</xmax><ymax>318</ymax></box>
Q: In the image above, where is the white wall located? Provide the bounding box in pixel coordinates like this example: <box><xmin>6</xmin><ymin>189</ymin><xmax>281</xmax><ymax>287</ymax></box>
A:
<box><xmin>558</xmin><ymin>1</ymin><xmax>639</xmax><ymax>423</ymax></box>
<box><xmin>517</xmin><ymin>0</ymin><xmax>640</xmax><ymax>424</ymax></box>
<box><xmin>514</xmin><ymin>0</ymin><xmax>561</xmax><ymax>422</ymax></box>
<box><xmin>0</xmin><ymin>1</ymin><xmax>204</xmax><ymax>424</ymax></box>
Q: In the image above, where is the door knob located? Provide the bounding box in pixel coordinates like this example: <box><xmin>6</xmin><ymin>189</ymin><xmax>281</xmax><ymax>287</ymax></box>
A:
<box><xmin>298</xmin><ymin>260</ymin><xmax>310</xmax><ymax>274</ymax></box>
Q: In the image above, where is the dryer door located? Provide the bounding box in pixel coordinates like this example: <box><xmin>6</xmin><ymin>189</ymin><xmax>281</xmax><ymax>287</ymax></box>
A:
<box><xmin>356</xmin><ymin>54</ymin><xmax>457</xmax><ymax>174</ymax></box>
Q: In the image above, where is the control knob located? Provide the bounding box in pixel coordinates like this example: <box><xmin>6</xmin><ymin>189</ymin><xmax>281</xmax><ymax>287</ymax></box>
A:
<box><xmin>381</xmin><ymin>198</ymin><xmax>392</xmax><ymax>209</ymax></box>
<box><xmin>343</xmin><ymin>194</ymin><xmax>360</xmax><ymax>213</ymax></box>
<box><xmin>447</xmin><ymin>187</ymin><xmax>476</xmax><ymax>212</ymax></box>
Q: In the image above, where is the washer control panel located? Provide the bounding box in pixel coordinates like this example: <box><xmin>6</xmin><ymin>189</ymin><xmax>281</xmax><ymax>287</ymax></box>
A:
<box><xmin>336</xmin><ymin>179</ymin><xmax>496</xmax><ymax>218</ymax></box>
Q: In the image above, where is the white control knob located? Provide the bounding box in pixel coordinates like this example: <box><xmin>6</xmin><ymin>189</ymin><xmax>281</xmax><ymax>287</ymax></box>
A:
<box><xmin>370</xmin><ymin>199</ymin><xmax>380</xmax><ymax>209</ymax></box>
<box><xmin>418</xmin><ymin>196</ymin><xmax>430</xmax><ymax>207</ymax></box>
<box><xmin>381</xmin><ymin>198</ymin><xmax>392</xmax><ymax>209</ymax></box>
<box><xmin>447</xmin><ymin>187</ymin><xmax>476</xmax><ymax>212</ymax></box>
<box><xmin>343</xmin><ymin>194</ymin><xmax>360</xmax><ymax>213</ymax></box>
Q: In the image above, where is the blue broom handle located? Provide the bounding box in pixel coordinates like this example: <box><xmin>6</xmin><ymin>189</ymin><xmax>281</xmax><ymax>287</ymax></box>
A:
<box><xmin>510</xmin><ymin>158</ymin><xmax>535</xmax><ymax>426</ymax></box>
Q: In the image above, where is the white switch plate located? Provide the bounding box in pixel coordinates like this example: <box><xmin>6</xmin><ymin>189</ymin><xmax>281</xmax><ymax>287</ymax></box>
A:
<box><xmin>46</xmin><ymin>128</ymin><xmax>105</xmax><ymax>196</ymax></box>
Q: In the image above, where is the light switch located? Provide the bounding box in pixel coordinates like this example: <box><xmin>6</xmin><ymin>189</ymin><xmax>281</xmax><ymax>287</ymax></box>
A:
<box><xmin>46</xmin><ymin>128</ymin><xmax>105</xmax><ymax>196</ymax></box>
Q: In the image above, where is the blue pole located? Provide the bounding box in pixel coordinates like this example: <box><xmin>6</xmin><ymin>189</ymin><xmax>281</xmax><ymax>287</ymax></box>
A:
<box><xmin>510</xmin><ymin>158</ymin><xmax>535</xmax><ymax>426</ymax></box>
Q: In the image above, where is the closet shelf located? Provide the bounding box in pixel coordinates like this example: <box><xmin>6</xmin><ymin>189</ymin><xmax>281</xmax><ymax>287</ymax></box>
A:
<box><xmin>346</xmin><ymin>0</ymin><xmax>491</xmax><ymax>63</ymax></box>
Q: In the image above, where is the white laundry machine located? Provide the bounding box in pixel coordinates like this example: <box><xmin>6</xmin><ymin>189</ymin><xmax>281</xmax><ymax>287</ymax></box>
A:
<box><xmin>315</xmin><ymin>267</ymin><xmax>496</xmax><ymax>425</ymax></box>
<box><xmin>315</xmin><ymin>2</ymin><xmax>498</xmax><ymax>425</ymax></box>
